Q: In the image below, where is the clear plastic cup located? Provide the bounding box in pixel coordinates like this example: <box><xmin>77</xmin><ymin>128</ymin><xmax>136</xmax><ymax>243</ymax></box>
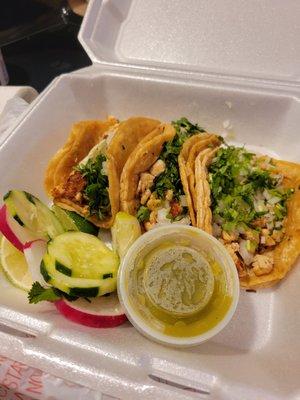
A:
<box><xmin>118</xmin><ymin>225</ymin><xmax>240</xmax><ymax>347</ymax></box>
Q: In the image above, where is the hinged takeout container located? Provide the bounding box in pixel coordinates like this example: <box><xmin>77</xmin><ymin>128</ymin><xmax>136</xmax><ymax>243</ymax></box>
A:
<box><xmin>0</xmin><ymin>1</ymin><xmax>299</xmax><ymax>399</ymax></box>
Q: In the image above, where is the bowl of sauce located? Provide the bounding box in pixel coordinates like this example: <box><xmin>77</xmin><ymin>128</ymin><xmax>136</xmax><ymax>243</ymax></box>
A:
<box><xmin>118</xmin><ymin>225</ymin><xmax>239</xmax><ymax>347</ymax></box>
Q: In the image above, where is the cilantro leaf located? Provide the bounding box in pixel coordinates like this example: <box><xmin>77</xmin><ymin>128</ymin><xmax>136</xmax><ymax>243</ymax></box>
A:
<box><xmin>208</xmin><ymin>146</ymin><xmax>293</xmax><ymax>232</ymax></box>
<box><xmin>28</xmin><ymin>282</ymin><xmax>61</xmax><ymax>304</ymax></box>
<box><xmin>136</xmin><ymin>206</ymin><xmax>151</xmax><ymax>222</ymax></box>
<box><xmin>153</xmin><ymin>118</ymin><xmax>205</xmax><ymax>200</ymax></box>
<box><xmin>76</xmin><ymin>154</ymin><xmax>111</xmax><ymax>220</ymax></box>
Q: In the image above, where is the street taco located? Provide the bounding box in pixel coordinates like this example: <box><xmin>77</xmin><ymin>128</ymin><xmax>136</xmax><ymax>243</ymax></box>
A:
<box><xmin>45</xmin><ymin>117</ymin><xmax>160</xmax><ymax>228</ymax></box>
<box><xmin>120</xmin><ymin>118</ymin><xmax>209</xmax><ymax>230</ymax></box>
<box><xmin>195</xmin><ymin>145</ymin><xmax>300</xmax><ymax>289</ymax></box>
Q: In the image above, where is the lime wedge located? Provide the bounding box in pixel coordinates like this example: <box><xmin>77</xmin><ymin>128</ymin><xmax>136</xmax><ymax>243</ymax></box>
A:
<box><xmin>143</xmin><ymin>245</ymin><xmax>214</xmax><ymax>317</ymax></box>
<box><xmin>52</xmin><ymin>205</ymin><xmax>98</xmax><ymax>235</ymax></box>
<box><xmin>111</xmin><ymin>212</ymin><xmax>141</xmax><ymax>259</ymax></box>
<box><xmin>0</xmin><ymin>236</ymin><xmax>33</xmax><ymax>291</ymax></box>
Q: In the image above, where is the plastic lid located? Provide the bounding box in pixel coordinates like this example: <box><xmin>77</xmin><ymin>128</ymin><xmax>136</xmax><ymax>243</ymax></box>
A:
<box><xmin>79</xmin><ymin>0</ymin><xmax>300</xmax><ymax>83</ymax></box>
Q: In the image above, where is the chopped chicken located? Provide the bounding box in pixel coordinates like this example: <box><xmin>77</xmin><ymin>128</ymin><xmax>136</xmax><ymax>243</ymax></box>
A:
<box><xmin>147</xmin><ymin>193</ymin><xmax>161</xmax><ymax>211</ymax></box>
<box><xmin>224</xmin><ymin>242</ymin><xmax>240</xmax><ymax>264</ymax></box>
<box><xmin>252</xmin><ymin>217</ymin><xmax>267</xmax><ymax>228</ymax></box>
<box><xmin>261</xmin><ymin>228</ymin><xmax>276</xmax><ymax>247</ymax></box>
<box><xmin>244</xmin><ymin>229</ymin><xmax>259</xmax><ymax>242</ymax></box>
<box><xmin>52</xmin><ymin>171</ymin><xmax>86</xmax><ymax>202</ymax></box>
<box><xmin>225</xmin><ymin>242</ymin><xmax>247</xmax><ymax>277</ymax></box>
<box><xmin>252</xmin><ymin>253</ymin><xmax>274</xmax><ymax>276</ymax></box>
<box><xmin>236</xmin><ymin>259</ymin><xmax>247</xmax><ymax>278</ymax></box>
<box><xmin>265</xmin><ymin>236</ymin><xmax>276</xmax><ymax>247</ymax></box>
<box><xmin>166</xmin><ymin>189</ymin><xmax>173</xmax><ymax>201</ymax></box>
<box><xmin>272</xmin><ymin>229</ymin><xmax>284</xmax><ymax>243</ymax></box>
<box><xmin>144</xmin><ymin>221</ymin><xmax>155</xmax><ymax>231</ymax></box>
<box><xmin>75</xmin><ymin>192</ymin><xmax>82</xmax><ymax>202</ymax></box>
<box><xmin>150</xmin><ymin>159</ymin><xmax>166</xmax><ymax>177</ymax></box>
<box><xmin>149</xmin><ymin>210</ymin><xmax>158</xmax><ymax>224</ymax></box>
<box><xmin>140</xmin><ymin>189</ymin><xmax>151</xmax><ymax>205</ymax></box>
<box><xmin>222</xmin><ymin>230</ymin><xmax>238</xmax><ymax>243</ymax></box>
<box><xmin>137</xmin><ymin>173</ymin><xmax>154</xmax><ymax>194</ymax></box>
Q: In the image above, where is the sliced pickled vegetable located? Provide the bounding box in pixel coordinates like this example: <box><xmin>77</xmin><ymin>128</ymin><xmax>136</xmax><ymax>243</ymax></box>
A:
<box><xmin>4</xmin><ymin>190</ymin><xmax>64</xmax><ymax>240</ymax></box>
<box><xmin>111</xmin><ymin>212</ymin><xmax>141</xmax><ymax>259</ymax></box>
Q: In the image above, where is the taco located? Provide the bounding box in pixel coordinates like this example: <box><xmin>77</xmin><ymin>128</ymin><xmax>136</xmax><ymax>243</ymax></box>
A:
<box><xmin>120</xmin><ymin>118</ymin><xmax>212</xmax><ymax>230</ymax></box>
<box><xmin>45</xmin><ymin>117</ymin><xmax>160</xmax><ymax>228</ymax></box>
<box><xmin>194</xmin><ymin>145</ymin><xmax>300</xmax><ymax>289</ymax></box>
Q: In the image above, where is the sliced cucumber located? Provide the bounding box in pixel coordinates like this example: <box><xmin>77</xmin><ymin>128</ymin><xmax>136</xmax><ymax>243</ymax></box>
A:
<box><xmin>4</xmin><ymin>191</ymin><xmax>64</xmax><ymax>240</ymax></box>
<box><xmin>41</xmin><ymin>252</ymin><xmax>116</xmax><ymax>297</ymax></box>
<box><xmin>52</xmin><ymin>205</ymin><xmax>98</xmax><ymax>235</ymax></box>
<box><xmin>47</xmin><ymin>232</ymin><xmax>119</xmax><ymax>280</ymax></box>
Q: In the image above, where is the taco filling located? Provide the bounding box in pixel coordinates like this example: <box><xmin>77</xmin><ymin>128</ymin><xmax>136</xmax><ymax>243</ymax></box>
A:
<box><xmin>135</xmin><ymin>118</ymin><xmax>205</xmax><ymax>230</ymax></box>
<box><xmin>52</xmin><ymin>138</ymin><xmax>117</xmax><ymax>227</ymax></box>
<box><xmin>208</xmin><ymin>146</ymin><xmax>294</xmax><ymax>278</ymax></box>
<box><xmin>74</xmin><ymin>153</ymin><xmax>111</xmax><ymax>220</ymax></box>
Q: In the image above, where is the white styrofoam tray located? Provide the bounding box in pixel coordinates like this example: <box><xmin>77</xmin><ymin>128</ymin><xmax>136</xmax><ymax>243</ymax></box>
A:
<box><xmin>0</xmin><ymin>1</ymin><xmax>300</xmax><ymax>399</ymax></box>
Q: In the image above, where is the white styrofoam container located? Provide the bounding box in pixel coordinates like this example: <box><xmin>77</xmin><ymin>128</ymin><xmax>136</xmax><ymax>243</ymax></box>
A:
<box><xmin>0</xmin><ymin>1</ymin><xmax>299</xmax><ymax>399</ymax></box>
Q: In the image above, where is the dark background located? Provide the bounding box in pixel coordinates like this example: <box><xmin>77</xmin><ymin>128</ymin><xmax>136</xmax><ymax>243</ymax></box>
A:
<box><xmin>0</xmin><ymin>0</ymin><xmax>91</xmax><ymax>92</ymax></box>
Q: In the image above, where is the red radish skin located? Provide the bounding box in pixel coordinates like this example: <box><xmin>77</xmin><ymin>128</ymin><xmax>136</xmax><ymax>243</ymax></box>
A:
<box><xmin>0</xmin><ymin>205</ymin><xmax>24</xmax><ymax>251</ymax></box>
<box><xmin>55</xmin><ymin>299</ymin><xmax>127</xmax><ymax>328</ymax></box>
<box><xmin>0</xmin><ymin>205</ymin><xmax>42</xmax><ymax>252</ymax></box>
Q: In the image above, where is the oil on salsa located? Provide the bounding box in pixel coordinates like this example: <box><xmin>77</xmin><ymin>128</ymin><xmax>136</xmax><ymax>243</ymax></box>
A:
<box><xmin>128</xmin><ymin>242</ymin><xmax>232</xmax><ymax>338</ymax></box>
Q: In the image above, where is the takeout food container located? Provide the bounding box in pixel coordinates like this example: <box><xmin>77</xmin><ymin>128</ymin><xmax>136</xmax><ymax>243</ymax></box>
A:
<box><xmin>118</xmin><ymin>225</ymin><xmax>240</xmax><ymax>347</ymax></box>
<box><xmin>0</xmin><ymin>1</ymin><xmax>299</xmax><ymax>399</ymax></box>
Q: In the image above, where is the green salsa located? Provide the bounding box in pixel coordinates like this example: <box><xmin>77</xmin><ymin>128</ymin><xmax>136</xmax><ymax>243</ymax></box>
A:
<box><xmin>128</xmin><ymin>242</ymin><xmax>232</xmax><ymax>338</ymax></box>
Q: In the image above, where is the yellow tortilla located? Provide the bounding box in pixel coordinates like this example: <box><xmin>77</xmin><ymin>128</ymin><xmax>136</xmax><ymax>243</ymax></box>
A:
<box><xmin>120</xmin><ymin>124</ymin><xmax>176</xmax><ymax>215</ymax></box>
<box><xmin>195</xmin><ymin>147</ymin><xmax>219</xmax><ymax>233</ymax></box>
<box><xmin>108</xmin><ymin>117</ymin><xmax>160</xmax><ymax>178</ymax></box>
<box><xmin>178</xmin><ymin>134</ymin><xmax>220</xmax><ymax>226</ymax></box>
<box><xmin>44</xmin><ymin>118</ymin><xmax>117</xmax><ymax>195</ymax></box>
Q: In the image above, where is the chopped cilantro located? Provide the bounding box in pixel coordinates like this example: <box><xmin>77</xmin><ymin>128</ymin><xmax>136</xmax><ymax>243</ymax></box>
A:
<box><xmin>153</xmin><ymin>118</ymin><xmax>205</xmax><ymax>200</ymax></box>
<box><xmin>136</xmin><ymin>206</ymin><xmax>151</xmax><ymax>222</ymax></box>
<box><xmin>28</xmin><ymin>282</ymin><xmax>61</xmax><ymax>304</ymax></box>
<box><xmin>209</xmin><ymin>147</ymin><xmax>293</xmax><ymax>232</ymax></box>
<box><xmin>76</xmin><ymin>154</ymin><xmax>111</xmax><ymax>220</ymax></box>
<box><xmin>28</xmin><ymin>282</ymin><xmax>78</xmax><ymax>304</ymax></box>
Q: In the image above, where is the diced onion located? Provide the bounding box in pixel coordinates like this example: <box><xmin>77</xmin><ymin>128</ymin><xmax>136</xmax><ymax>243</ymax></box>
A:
<box><xmin>212</xmin><ymin>223</ymin><xmax>222</xmax><ymax>237</ymax></box>
<box><xmin>179</xmin><ymin>195</ymin><xmax>188</xmax><ymax>207</ymax></box>
<box><xmin>239</xmin><ymin>240</ymin><xmax>254</xmax><ymax>266</ymax></box>
<box><xmin>263</xmin><ymin>190</ymin><xmax>271</xmax><ymax>200</ymax></box>
<box><xmin>174</xmin><ymin>216</ymin><xmax>191</xmax><ymax>226</ymax></box>
<box><xmin>101</xmin><ymin>161</ymin><xmax>108</xmax><ymax>175</ymax></box>
<box><xmin>254</xmin><ymin>199</ymin><xmax>267</xmax><ymax>213</ymax></box>
<box><xmin>268</xmin><ymin>196</ymin><xmax>281</xmax><ymax>205</ymax></box>
<box><xmin>267</xmin><ymin>222</ymin><xmax>274</xmax><ymax>230</ymax></box>
<box><xmin>157</xmin><ymin>208</ymin><xmax>171</xmax><ymax>224</ymax></box>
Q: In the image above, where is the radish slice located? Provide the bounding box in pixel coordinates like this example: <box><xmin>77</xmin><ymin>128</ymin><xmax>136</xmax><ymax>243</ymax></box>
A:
<box><xmin>0</xmin><ymin>205</ymin><xmax>40</xmax><ymax>252</ymax></box>
<box><xmin>23</xmin><ymin>239</ymin><xmax>47</xmax><ymax>284</ymax></box>
<box><xmin>55</xmin><ymin>293</ymin><xmax>127</xmax><ymax>328</ymax></box>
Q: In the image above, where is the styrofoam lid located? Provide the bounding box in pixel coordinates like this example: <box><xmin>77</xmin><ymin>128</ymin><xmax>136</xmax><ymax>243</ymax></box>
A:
<box><xmin>79</xmin><ymin>0</ymin><xmax>300</xmax><ymax>83</ymax></box>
